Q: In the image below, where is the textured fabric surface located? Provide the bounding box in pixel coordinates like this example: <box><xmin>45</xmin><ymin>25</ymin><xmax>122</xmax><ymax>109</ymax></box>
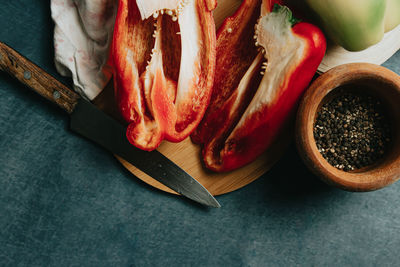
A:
<box><xmin>1</xmin><ymin>1</ymin><xmax>400</xmax><ymax>266</ymax></box>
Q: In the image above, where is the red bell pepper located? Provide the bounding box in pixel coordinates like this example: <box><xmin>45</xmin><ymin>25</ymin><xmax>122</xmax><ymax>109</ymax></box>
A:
<box><xmin>112</xmin><ymin>0</ymin><xmax>216</xmax><ymax>151</ymax></box>
<box><xmin>191</xmin><ymin>0</ymin><xmax>326</xmax><ymax>172</ymax></box>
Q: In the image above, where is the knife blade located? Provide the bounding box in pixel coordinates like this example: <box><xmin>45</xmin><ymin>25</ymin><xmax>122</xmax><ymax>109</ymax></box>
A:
<box><xmin>0</xmin><ymin>42</ymin><xmax>220</xmax><ymax>208</ymax></box>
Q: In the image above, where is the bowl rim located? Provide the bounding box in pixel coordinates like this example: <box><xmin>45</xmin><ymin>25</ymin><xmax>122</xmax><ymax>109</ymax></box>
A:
<box><xmin>296</xmin><ymin>63</ymin><xmax>400</xmax><ymax>191</ymax></box>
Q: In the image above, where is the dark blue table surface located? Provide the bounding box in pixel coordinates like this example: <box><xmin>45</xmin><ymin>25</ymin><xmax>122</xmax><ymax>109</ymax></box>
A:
<box><xmin>1</xmin><ymin>1</ymin><xmax>400</xmax><ymax>266</ymax></box>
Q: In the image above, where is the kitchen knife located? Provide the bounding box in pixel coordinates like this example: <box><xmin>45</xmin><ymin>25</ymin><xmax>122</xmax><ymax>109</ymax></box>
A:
<box><xmin>0</xmin><ymin>42</ymin><xmax>220</xmax><ymax>208</ymax></box>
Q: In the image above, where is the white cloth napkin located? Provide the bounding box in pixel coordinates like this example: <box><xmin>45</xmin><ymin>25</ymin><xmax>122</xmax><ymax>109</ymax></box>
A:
<box><xmin>51</xmin><ymin>0</ymin><xmax>117</xmax><ymax>100</ymax></box>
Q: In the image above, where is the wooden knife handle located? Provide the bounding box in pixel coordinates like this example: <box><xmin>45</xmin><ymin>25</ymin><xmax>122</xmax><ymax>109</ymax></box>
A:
<box><xmin>0</xmin><ymin>42</ymin><xmax>80</xmax><ymax>114</ymax></box>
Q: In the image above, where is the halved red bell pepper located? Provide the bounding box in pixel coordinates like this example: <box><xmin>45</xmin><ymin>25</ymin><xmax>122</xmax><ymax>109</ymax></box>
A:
<box><xmin>112</xmin><ymin>0</ymin><xmax>216</xmax><ymax>151</ymax></box>
<box><xmin>191</xmin><ymin>0</ymin><xmax>326</xmax><ymax>172</ymax></box>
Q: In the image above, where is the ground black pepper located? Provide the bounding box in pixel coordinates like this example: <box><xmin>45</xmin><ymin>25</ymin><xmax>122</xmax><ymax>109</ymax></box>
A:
<box><xmin>314</xmin><ymin>91</ymin><xmax>392</xmax><ymax>171</ymax></box>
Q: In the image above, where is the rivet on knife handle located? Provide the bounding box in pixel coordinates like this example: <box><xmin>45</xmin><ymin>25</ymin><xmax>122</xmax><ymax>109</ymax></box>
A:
<box><xmin>0</xmin><ymin>42</ymin><xmax>80</xmax><ymax>114</ymax></box>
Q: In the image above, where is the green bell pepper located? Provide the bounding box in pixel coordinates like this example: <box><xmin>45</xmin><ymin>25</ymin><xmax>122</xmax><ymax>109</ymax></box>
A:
<box><xmin>305</xmin><ymin>0</ymin><xmax>400</xmax><ymax>51</ymax></box>
<box><xmin>385</xmin><ymin>0</ymin><xmax>400</xmax><ymax>31</ymax></box>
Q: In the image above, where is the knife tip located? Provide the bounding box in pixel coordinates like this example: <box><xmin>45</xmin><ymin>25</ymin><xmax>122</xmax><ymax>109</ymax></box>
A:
<box><xmin>208</xmin><ymin>196</ymin><xmax>221</xmax><ymax>208</ymax></box>
<box><xmin>214</xmin><ymin>202</ymin><xmax>222</xmax><ymax>208</ymax></box>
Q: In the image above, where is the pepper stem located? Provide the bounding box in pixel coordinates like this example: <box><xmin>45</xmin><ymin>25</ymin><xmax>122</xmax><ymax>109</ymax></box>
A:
<box><xmin>272</xmin><ymin>4</ymin><xmax>301</xmax><ymax>27</ymax></box>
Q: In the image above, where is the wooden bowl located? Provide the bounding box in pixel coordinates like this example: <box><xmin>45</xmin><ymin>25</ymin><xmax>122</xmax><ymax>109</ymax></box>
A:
<box><xmin>295</xmin><ymin>63</ymin><xmax>400</xmax><ymax>191</ymax></box>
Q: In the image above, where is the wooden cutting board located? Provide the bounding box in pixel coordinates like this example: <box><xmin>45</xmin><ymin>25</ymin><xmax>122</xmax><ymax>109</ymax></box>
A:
<box><xmin>94</xmin><ymin>0</ymin><xmax>400</xmax><ymax>196</ymax></box>
<box><xmin>93</xmin><ymin>0</ymin><xmax>290</xmax><ymax>196</ymax></box>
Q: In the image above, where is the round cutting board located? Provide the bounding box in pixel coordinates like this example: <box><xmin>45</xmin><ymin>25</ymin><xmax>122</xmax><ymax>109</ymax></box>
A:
<box><xmin>92</xmin><ymin>0</ymin><xmax>291</xmax><ymax>196</ymax></box>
